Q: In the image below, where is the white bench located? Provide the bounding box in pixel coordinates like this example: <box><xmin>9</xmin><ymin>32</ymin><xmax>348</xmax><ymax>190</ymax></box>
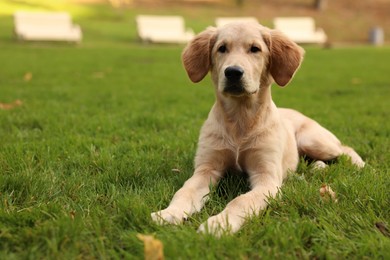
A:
<box><xmin>215</xmin><ymin>17</ymin><xmax>258</xmax><ymax>27</ymax></box>
<box><xmin>135</xmin><ymin>15</ymin><xmax>195</xmax><ymax>44</ymax></box>
<box><xmin>273</xmin><ymin>17</ymin><xmax>327</xmax><ymax>44</ymax></box>
<box><xmin>14</xmin><ymin>11</ymin><xmax>82</xmax><ymax>43</ymax></box>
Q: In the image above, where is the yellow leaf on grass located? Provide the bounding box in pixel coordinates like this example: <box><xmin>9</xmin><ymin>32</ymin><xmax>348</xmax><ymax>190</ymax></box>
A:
<box><xmin>0</xmin><ymin>99</ymin><xmax>22</xmax><ymax>110</ymax></box>
<box><xmin>24</xmin><ymin>72</ymin><xmax>32</xmax><ymax>82</ymax></box>
<box><xmin>320</xmin><ymin>184</ymin><xmax>338</xmax><ymax>202</ymax></box>
<box><xmin>137</xmin><ymin>234</ymin><xmax>164</xmax><ymax>260</ymax></box>
<box><xmin>69</xmin><ymin>210</ymin><xmax>76</xmax><ymax>220</ymax></box>
<box><xmin>92</xmin><ymin>71</ymin><xmax>105</xmax><ymax>79</ymax></box>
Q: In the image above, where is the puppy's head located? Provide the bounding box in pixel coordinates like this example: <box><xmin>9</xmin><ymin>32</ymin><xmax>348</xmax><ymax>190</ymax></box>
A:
<box><xmin>182</xmin><ymin>22</ymin><xmax>305</xmax><ymax>97</ymax></box>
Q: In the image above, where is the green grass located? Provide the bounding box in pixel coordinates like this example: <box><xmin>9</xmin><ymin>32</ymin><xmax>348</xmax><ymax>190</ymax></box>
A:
<box><xmin>0</xmin><ymin>1</ymin><xmax>390</xmax><ymax>259</ymax></box>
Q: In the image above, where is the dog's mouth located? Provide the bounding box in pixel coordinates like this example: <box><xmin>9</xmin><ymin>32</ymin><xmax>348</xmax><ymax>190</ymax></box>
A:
<box><xmin>223</xmin><ymin>83</ymin><xmax>258</xmax><ymax>97</ymax></box>
<box><xmin>224</xmin><ymin>83</ymin><xmax>245</xmax><ymax>95</ymax></box>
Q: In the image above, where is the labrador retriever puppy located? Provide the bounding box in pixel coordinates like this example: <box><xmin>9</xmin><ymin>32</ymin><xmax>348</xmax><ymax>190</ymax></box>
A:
<box><xmin>151</xmin><ymin>22</ymin><xmax>365</xmax><ymax>236</ymax></box>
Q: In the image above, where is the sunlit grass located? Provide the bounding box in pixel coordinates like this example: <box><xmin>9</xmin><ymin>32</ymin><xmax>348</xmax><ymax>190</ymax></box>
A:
<box><xmin>0</xmin><ymin>0</ymin><xmax>94</xmax><ymax>17</ymax></box>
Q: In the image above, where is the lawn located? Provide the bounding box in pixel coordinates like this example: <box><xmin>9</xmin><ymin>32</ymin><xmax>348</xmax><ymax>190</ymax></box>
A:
<box><xmin>0</xmin><ymin>1</ymin><xmax>389</xmax><ymax>259</ymax></box>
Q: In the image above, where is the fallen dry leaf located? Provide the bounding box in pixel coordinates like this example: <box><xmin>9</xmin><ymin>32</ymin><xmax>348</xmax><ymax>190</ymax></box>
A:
<box><xmin>137</xmin><ymin>234</ymin><xmax>164</xmax><ymax>260</ymax></box>
<box><xmin>320</xmin><ymin>184</ymin><xmax>338</xmax><ymax>202</ymax></box>
<box><xmin>351</xmin><ymin>78</ymin><xmax>362</xmax><ymax>85</ymax></box>
<box><xmin>375</xmin><ymin>222</ymin><xmax>390</xmax><ymax>237</ymax></box>
<box><xmin>24</xmin><ymin>72</ymin><xmax>33</xmax><ymax>82</ymax></box>
<box><xmin>92</xmin><ymin>71</ymin><xmax>105</xmax><ymax>79</ymax></box>
<box><xmin>0</xmin><ymin>99</ymin><xmax>23</xmax><ymax>110</ymax></box>
<box><xmin>69</xmin><ymin>210</ymin><xmax>76</xmax><ymax>220</ymax></box>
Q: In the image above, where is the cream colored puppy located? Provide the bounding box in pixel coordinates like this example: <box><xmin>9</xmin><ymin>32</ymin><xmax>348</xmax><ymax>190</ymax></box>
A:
<box><xmin>151</xmin><ymin>22</ymin><xmax>365</xmax><ymax>236</ymax></box>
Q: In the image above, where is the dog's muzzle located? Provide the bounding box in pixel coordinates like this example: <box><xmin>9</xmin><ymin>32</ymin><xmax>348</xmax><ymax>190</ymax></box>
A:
<box><xmin>223</xmin><ymin>66</ymin><xmax>246</xmax><ymax>95</ymax></box>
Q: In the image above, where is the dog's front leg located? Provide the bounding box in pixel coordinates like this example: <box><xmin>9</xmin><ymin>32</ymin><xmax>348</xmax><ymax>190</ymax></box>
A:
<box><xmin>151</xmin><ymin>155</ymin><xmax>225</xmax><ymax>225</ymax></box>
<box><xmin>198</xmin><ymin>169</ymin><xmax>282</xmax><ymax>236</ymax></box>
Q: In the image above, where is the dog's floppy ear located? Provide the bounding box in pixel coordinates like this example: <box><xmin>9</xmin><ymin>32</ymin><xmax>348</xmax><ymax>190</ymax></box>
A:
<box><xmin>182</xmin><ymin>27</ymin><xmax>217</xmax><ymax>83</ymax></box>
<box><xmin>267</xmin><ymin>30</ymin><xmax>305</xmax><ymax>87</ymax></box>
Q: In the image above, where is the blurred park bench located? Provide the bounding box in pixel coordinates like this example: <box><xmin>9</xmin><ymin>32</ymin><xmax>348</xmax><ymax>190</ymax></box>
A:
<box><xmin>273</xmin><ymin>17</ymin><xmax>327</xmax><ymax>44</ymax></box>
<box><xmin>215</xmin><ymin>17</ymin><xmax>258</xmax><ymax>27</ymax></box>
<box><xmin>14</xmin><ymin>11</ymin><xmax>82</xmax><ymax>43</ymax></box>
<box><xmin>135</xmin><ymin>15</ymin><xmax>195</xmax><ymax>44</ymax></box>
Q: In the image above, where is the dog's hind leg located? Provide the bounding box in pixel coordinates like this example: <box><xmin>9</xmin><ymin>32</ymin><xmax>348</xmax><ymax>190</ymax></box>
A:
<box><xmin>296</xmin><ymin>120</ymin><xmax>365</xmax><ymax>168</ymax></box>
<box><xmin>339</xmin><ymin>145</ymin><xmax>366</xmax><ymax>168</ymax></box>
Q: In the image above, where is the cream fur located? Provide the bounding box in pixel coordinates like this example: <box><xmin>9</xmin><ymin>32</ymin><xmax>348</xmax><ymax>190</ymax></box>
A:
<box><xmin>151</xmin><ymin>22</ymin><xmax>365</xmax><ymax>236</ymax></box>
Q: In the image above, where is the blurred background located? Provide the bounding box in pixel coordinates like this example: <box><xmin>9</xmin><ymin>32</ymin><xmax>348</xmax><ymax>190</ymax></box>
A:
<box><xmin>0</xmin><ymin>0</ymin><xmax>389</xmax><ymax>46</ymax></box>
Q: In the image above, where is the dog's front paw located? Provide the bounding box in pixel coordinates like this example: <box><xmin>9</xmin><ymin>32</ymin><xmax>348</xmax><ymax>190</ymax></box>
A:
<box><xmin>197</xmin><ymin>214</ymin><xmax>236</xmax><ymax>237</ymax></box>
<box><xmin>151</xmin><ymin>207</ymin><xmax>188</xmax><ymax>225</ymax></box>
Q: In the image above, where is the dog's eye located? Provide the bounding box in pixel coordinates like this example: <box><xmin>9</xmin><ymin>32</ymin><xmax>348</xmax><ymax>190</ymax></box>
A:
<box><xmin>218</xmin><ymin>45</ymin><xmax>227</xmax><ymax>53</ymax></box>
<box><xmin>250</xmin><ymin>46</ymin><xmax>261</xmax><ymax>53</ymax></box>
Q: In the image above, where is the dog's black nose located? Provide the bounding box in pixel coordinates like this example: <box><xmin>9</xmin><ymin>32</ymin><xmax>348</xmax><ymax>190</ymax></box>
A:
<box><xmin>224</xmin><ymin>66</ymin><xmax>244</xmax><ymax>81</ymax></box>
